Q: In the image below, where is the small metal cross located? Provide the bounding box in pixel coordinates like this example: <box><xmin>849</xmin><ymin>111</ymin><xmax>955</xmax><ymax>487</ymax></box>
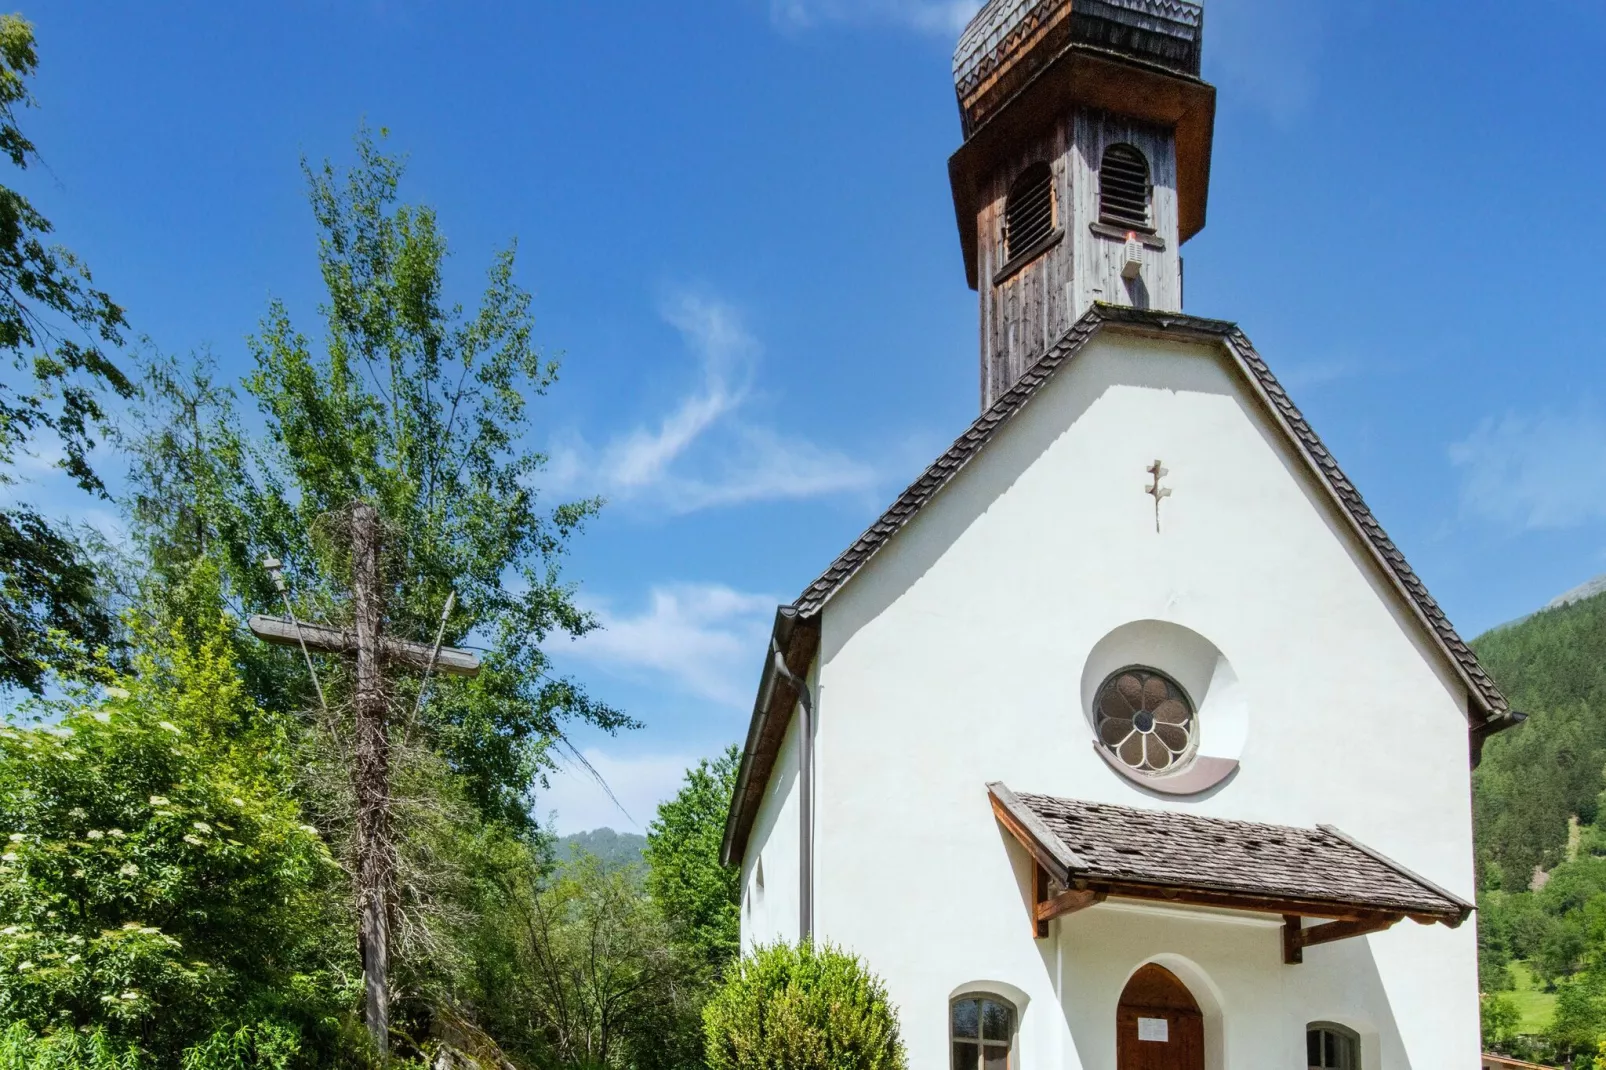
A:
<box><xmin>1145</xmin><ymin>460</ymin><xmax>1172</xmax><ymax>533</ymax></box>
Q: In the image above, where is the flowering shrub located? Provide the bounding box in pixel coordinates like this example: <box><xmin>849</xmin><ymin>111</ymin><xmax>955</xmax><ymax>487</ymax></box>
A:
<box><xmin>0</xmin><ymin>621</ymin><xmax>355</xmax><ymax>1062</ymax></box>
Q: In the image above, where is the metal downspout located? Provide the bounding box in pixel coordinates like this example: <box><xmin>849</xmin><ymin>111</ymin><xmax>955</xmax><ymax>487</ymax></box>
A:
<box><xmin>772</xmin><ymin>640</ymin><xmax>814</xmax><ymax>941</ymax></box>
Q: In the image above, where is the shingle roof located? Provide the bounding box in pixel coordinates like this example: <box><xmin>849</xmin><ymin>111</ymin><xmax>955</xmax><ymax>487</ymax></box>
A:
<box><xmin>792</xmin><ymin>304</ymin><xmax>1510</xmax><ymax>721</ymax></box>
<box><xmin>992</xmin><ymin>783</ymin><xmax>1473</xmax><ymax>919</ymax></box>
<box><xmin>953</xmin><ymin>0</ymin><xmax>1059</xmax><ymax>95</ymax></box>
<box><xmin>953</xmin><ymin>0</ymin><xmax>1204</xmax><ymax>100</ymax></box>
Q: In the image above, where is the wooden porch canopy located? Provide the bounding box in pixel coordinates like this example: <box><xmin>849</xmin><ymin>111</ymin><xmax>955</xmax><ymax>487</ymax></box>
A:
<box><xmin>988</xmin><ymin>783</ymin><xmax>1473</xmax><ymax>965</ymax></box>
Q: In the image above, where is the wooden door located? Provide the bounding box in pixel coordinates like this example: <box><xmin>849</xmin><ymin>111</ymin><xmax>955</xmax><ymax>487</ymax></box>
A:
<box><xmin>1116</xmin><ymin>964</ymin><xmax>1204</xmax><ymax>1070</ymax></box>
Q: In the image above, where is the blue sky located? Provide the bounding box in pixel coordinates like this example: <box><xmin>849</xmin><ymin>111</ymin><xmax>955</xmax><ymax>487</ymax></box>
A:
<box><xmin>14</xmin><ymin>0</ymin><xmax>1606</xmax><ymax>832</ymax></box>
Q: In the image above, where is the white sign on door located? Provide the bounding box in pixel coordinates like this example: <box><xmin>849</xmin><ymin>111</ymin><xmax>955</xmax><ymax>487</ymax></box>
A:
<box><xmin>1138</xmin><ymin>1017</ymin><xmax>1169</xmax><ymax>1043</ymax></box>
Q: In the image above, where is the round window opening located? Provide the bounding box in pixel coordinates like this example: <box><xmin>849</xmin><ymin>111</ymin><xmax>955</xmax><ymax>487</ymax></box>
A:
<box><xmin>1094</xmin><ymin>667</ymin><xmax>1197</xmax><ymax>775</ymax></box>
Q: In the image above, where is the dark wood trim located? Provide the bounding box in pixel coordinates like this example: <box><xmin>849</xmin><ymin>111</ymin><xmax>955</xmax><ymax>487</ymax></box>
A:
<box><xmin>1282</xmin><ymin>915</ymin><xmax>1303</xmax><ymax>965</ymax></box>
<box><xmin>1471</xmin><ymin>708</ymin><xmax>1527</xmax><ymax>768</ymax></box>
<box><xmin>1089</xmin><ymin>221</ymin><xmax>1166</xmax><ymax>248</ymax></box>
<box><xmin>1087</xmin><ymin>879</ymin><xmax>1439</xmax><ymax>925</ymax></box>
<box><xmin>1037</xmin><ymin>887</ymin><xmax>1107</xmax><ymax>923</ymax></box>
<box><xmin>1283</xmin><ymin>914</ymin><xmax>1402</xmax><ymax>964</ymax></box>
<box><xmin>992</xmin><ymin>228</ymin><xmax>1064</xmax><ymax>287</ymax></box>
<box><xmin>1302</xmin><ymin>914</ymin><xmax>1403</xmax><ymax>949</ymax></box>
<box><xmin>989</xmin><ymin>791</ymin><xmax>1073</xmax><ymax>885</ymax></box>
<box><xmin>1032</xmin><ymin>864</ymin><xmax>1051</xmax><ymax>939</ymax></box>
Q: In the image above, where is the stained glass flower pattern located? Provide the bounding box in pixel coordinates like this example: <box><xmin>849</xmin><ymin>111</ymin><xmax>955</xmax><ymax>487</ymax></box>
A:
<box><xmin>1095</xmin><ymin>668</ymin><xmax>1195</xmax><ymax>774</ymax></box>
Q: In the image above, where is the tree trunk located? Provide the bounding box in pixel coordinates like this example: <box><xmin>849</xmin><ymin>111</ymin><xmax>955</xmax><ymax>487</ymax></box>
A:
<box><xmin>351</xmin><ymin>502</ymin><xmax>392</xmax><ymax>1055</ymax></box>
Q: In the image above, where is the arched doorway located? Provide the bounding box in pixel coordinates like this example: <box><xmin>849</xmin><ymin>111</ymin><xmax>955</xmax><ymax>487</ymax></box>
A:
<box><xmin>1117</xmin><ymin>964</ymin><xmax>1204</xmax><ymax>1070</ymax></box>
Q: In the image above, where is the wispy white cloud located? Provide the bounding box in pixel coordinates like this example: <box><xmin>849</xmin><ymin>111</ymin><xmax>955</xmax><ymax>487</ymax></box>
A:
<box><xmin>768</xmin><ymin>0</ymin><xmax>981</xmax><ymax>35</ymax></box>
<box><xmin>549</xmin><ymin>293</ymin><xmax>879</xmax><ymax>514</ymax></box>
<box><xmin>536</xmin><ymin>748</ymin><xmax>700</xmax><ymax>835</ymax></box>
<box><xmin>1449</xmin><ymin>407</ymin><xmax>1606</xmax><ymax>531</ymax></box>
<box><xmin>1205</xmin><ymin>0</ymin><xmax>1331</xmax><ymax>126</ymax></box>
<box><xmin>561</xmin><ymin>583</ymin><xmax>778</xmax><ymax>708</ymax></box>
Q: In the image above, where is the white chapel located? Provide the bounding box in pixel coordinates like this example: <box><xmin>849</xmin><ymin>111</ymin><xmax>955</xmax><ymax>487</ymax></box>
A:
<box><xmin>720</xmin><ymin>2</ymin><xmax>1524</xmax><ymax>1069</ymax></box>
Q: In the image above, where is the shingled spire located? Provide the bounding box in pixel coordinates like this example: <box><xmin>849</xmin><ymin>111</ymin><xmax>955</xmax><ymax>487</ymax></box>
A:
<box><xmin>948</xmin><ymin>0</ymin><xmax>1216</xmax><ymax>409</ymax></box>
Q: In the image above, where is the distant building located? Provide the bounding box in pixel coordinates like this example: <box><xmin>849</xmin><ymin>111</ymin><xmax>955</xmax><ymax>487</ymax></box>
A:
<box><xmin>721</xmin><ymin>2</ymin><xmax>1523</xmax><ymax>1068</ymax></box>
<box><xmin>1482</xmin><ymin>1055</ymin><xmax>1556</xmax><ymax>1070</ymax></box>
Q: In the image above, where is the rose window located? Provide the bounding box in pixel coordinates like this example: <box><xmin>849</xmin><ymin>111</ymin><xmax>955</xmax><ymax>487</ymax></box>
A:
<box><xmin>1095</xmin><ymin>667</ymin><xmax>1196</xmax><ymax>774</ymax></box>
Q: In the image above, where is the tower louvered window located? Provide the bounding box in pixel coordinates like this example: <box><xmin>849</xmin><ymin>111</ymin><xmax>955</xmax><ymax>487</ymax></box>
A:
<box><xmin>1004</xmin><ymin>162</ymin><xmax>1055</xmax><ymax>260</ymax></box>
<box><xmin>1099</xmin><ymin>143</ymin><xmax>1152</xmax><ymax>231</ymax></box>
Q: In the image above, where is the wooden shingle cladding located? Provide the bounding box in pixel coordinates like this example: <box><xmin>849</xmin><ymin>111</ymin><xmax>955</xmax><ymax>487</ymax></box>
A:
<box><xmin>950</xmin><ymin>45</ymin><xmax>1214</xmax><ymax>290</ymax></box>
<box><xmin>719</xmin><ymin>305</ymin><xmax>1519</xmax><ymax>867</ymax></box>
<box><xmin>954</xmin><ymin>0</ymin><xmax>1205</xmax><ymax>135</ymax></box>
<box><xmin>989</xmin><ymin>784</ymin><xmax>1472</xmax><ymax>962</ymax></box>
<box><xmin>975</xmin><ymin>109</ymin><xmax>1181</xmax><ymax>410</ymax></box>
<box><xmin>989</xmin><ymin>784</ymin><xmax>1473</xmax><ymax>921</ymax></box>
<box><xmin>1069</xmin><ymin>112</ymin><xmax>1179</xmax><ymax>321</ymax></box>
<box><xmin>978</xmin><ymin>123</ymin><xmax>1074</xmax><ymax>410</ymax></box>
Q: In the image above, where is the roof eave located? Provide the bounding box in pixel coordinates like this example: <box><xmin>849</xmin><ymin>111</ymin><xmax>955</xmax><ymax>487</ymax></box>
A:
<box><xmin>991</xmin><ymin>783</ymin><xmax>1472</xmax><ymax>926</ymax></box>
<box><xmin>720</xmin><ymin>607</ymin><xmax>820</xmax><ymax>867</ymax></box>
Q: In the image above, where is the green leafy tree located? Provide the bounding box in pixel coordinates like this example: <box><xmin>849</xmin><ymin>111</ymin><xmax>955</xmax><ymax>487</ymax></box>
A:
<box><xmin>1550</xmin><ymin>970</ymin><xmax>1606</xmax><ymax>1067</ymax></box>
<box><xmin>0</xmin><ymin>15</ymin><xmax>131</xmax><ymax>694</ymax></box>
<box><xmin>478</xmin><ymin>852</ymin><xmax>697</xmax><ymax>1070</ymax></box>
<box><xmin>118</xmin><ymin>128</ymin><xmax>648</xmax><ymax>1062</ymax></box>
<box><xmin>0</xmin><ymin>609</ymin><xmax>356</xmax><ymax>1064</ymax></box>
<box><xmin>1483</xmin><ymin>993</ymin><xmax>1520</xmax><ymax>1050</ymax></box>
<box><xmin>124</xmin><ymin>129</ymin><xmax>632</xmax><ymax>826</ymax></box>
<box><xmin>703</xmin><ymin>942</ymin><xmax>906</xmax><ymax>1070</ymax></box>
<box><xmin>645</xmin><ymin>747</ymin><xmax>741</xmax><ymax>978</ymax></box>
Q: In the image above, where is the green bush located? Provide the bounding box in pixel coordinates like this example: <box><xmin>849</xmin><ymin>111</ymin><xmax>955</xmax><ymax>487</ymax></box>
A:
<box><xmin>0</xmin><ymin>1018</ymin><xmax>323</xmax><ymax>1069</ymax></box>
<box><xmin>0</xmin><ymin>616</ymin><xmax>358</xmax><ymax>1064</ymax></box>
<box><xmin>0</xmin><ymin>1021</ymin><xmax>142</xmax><ymax>1069</ymax></box>
<box><xmin>703</xmin><ymin>942</ymin><xmax>906</xmax><ymax>1070</ymax></box>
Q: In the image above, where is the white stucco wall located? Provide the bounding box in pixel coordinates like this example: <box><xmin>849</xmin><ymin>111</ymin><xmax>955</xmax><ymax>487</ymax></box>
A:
<box><xmin>741</xmin><ymin>707</ymin><xmax>803</xmax><ymax>950</ymax></box>
<box><xmin>743</xmin><ymin>330</ymin><xmax>1481</xmax><ymax>1069</ymax></box>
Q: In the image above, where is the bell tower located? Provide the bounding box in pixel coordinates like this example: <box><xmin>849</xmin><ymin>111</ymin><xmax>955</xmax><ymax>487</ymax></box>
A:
<box><xmin>949</xmin><ymin>0</ymin><xmax>1216</xmax><ymax>410</ymax></box>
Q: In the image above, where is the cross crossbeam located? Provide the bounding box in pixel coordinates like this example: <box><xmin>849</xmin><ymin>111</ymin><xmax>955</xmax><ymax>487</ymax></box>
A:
<box><xmin>247</xmin><ymin>614</ymin><xmax>481</xmax><ymax>677</ymax></box>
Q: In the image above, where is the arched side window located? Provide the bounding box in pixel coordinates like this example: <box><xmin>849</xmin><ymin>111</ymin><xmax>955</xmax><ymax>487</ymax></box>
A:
<box><xmin>1307</xmin><ymin>1023</ymin><xmax>1359</xmax><ymax>1070</ymax></box>
<box><xmin>1004</xmin><ymin>162</ymin><xmax>1055</xmax><ymax>261</ymax></box>
<box><xmin>1099</xmin><ymin>143</ymin><xmax>1152</xmax><ymax>232</ymax></box>
<box><xmin>951</xmin><ymin>994</ymin><xmax>1015</xmax><ymax>1070</ymax></box>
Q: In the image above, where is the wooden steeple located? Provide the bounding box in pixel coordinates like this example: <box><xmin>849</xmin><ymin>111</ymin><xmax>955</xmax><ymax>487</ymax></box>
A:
<box><xmin>949</xmin><ymin>0</ymin><xmax>1217</xmax><ymax>409</ymax></box>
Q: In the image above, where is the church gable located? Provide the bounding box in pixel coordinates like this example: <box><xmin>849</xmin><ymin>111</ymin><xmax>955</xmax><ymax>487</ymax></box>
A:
<box><xmin>724</xmin><ymin>305</ymin><xmax>1512</xmax><ymax>864</ymax></box>
<box><xmin>727</xmin><ymin>3</ymin><xmax>1496</xmax><ymax>1061</ymax></box>
<box><xmin>800</xmin><ymin>305</ymin><xmax>1506</xmax><ymax>720</ymax></box>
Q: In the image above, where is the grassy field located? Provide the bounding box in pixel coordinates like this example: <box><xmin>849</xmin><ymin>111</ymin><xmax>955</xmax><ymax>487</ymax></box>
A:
<box><xmin>1506</xmin><ymin>961</ymin><xmax>1558</xmax><ymax>1034</ymax></box>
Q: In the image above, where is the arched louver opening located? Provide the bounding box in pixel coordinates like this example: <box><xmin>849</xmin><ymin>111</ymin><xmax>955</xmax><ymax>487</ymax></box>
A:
<box><xmin>1004</xmin><ymin>162</ymin><xmax>1055</xmax><ymax>260</ymax></box>
<box><xmin>1099</xmin><ymin>143</ymin><xmax>1152</xmax><ymax>231</ymax></box>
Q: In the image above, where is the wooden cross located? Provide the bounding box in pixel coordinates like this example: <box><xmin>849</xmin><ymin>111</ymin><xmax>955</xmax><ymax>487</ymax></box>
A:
<box><xmin>248</xmin><ymin>503</ymin><xmax>480</xmax><ymax>1056</ymax></box>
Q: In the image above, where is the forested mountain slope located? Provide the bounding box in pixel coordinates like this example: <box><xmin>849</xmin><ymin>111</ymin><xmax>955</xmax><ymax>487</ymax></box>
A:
<box><xmin>1474</xmin><ymin>589</ymin><xmax>1606</xmax><ymax>890</ymax></box>
<box><xmin>1473</xmin><ymin>586</ymin><xmax>1606</xmax><ymax>1059</ymax></box>
<box><xmin>560</xmin><ymin>828</ymin><xmax>647</xmax><ymax>869</ymax></box>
